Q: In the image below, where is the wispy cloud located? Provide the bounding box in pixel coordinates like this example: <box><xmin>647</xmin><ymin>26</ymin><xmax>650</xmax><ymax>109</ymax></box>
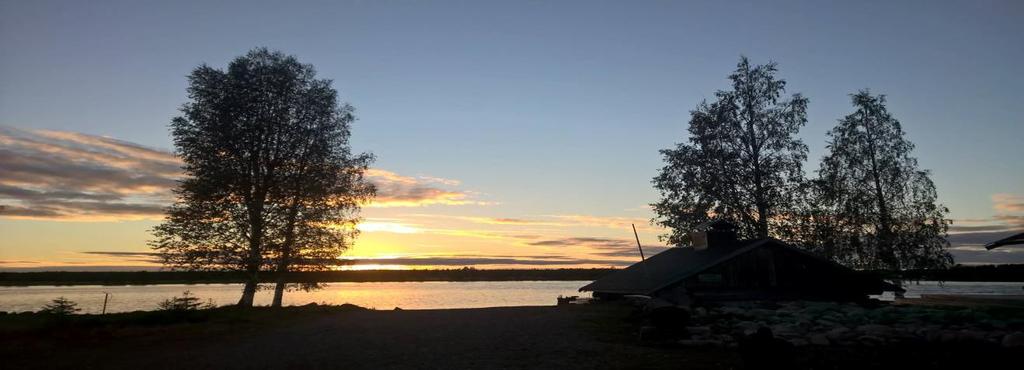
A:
<box><xmin>0</xmin><ymin>126</ymin><xmax>178</xmax><ymax>221</ymax></box>
<box><xmin>948</xmin><ymin>193</ymin><xmax>1024</xmax><ymax>234</ymax></box>
<box><xmin>527</xmin><ymin>236</ymin><xmax>669</xmax><ymax>257</ymax></box>
<box><xmin>993</xmin><ymin>193</ymin><xmax>1024</xmax><ymax>213</ymax></box>
<box><xmin>364</xmin><ymin>169</ymin><xmax>491</xmax><ymax>207</ymax></box>
<box><xmin>0</xmin><ymin>126</ymin><xmax>485</xmax><ymax>221</ymax></box>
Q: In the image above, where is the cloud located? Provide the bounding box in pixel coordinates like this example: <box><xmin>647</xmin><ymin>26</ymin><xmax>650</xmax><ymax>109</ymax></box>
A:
<box><xmin>0</xmin><ymin>126</ymin><xmax>179</xmax><ymax>221</ymax></box>
<box><xmin>78</xmin><ymin>251</ymin><xmax>162</xmax><ymax>264</ymax></box>
<box><xmin>948</xmin><ymin>194</ymin><xmax>1024</xmax><ymax>234</ymax></box>
<box><xmin>993</xmin><ymin>193</ymin><xmax>1024</xmax><ymax>213</ymax></box>
<box><xmin>0</xmin><ymin>126</ymin><xmax>483</xmax><ymax>221</ymax></box>
<box><xmin>548</xmin><ymin>214</ymin><xmax>663</xmax><ymax>232</ymax></box>
<box><xmin>356</xmin><ymin>221</ymin><xmax>422</xmax><ymax>234</ymax></box>
<box><xmin>364</xmin><ymin>169</ymin><xmax>490</xmax><ymax>207</ymax></box>
<box><xmin>527</xmin><ymin>236</ymin><xmax>669</xmax><ymax>257</ymax></box>
<box><xmin>80</xmin><ymin>251</ymin><xmax>160</xmax><ymax>257</ymax></box>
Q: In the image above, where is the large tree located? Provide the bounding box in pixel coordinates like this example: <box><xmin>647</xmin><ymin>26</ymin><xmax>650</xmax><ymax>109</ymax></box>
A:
<box><xmin>267</xmin><ymin>103</ymin><xmax>374</xmax><ymax>307</ymax></box>
<box><xmin>814</xmin><ymin>91</ymin><xmax>952</xmax><ymax>270</ymax></box>
<box><xmin>653</xmin><ymin>57</ymin><xmax>809</xmax><ymax>244</ymax></box>
<box><xmin>151</xmin><ymin>48</ymin><xmax>374</xmax><ymax>307</ymax></box>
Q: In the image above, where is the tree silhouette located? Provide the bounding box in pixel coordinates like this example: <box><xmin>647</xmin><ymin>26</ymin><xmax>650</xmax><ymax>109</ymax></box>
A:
<box><xmin>813</xmin><ymin>91</ymin><xmax>952</xmax><ymax>270</ymax></box>
<box><xmin>41</xmin><ymin>296</ymin><xmax>80</xmax><ymax>315</ymax></box>
<box><xmin>151</xmin><ymin>48</ymin><xmax>374</xmax><ymax>307</ymax></box>
<box><xmin>267</xmin><ymin>83</ymin><xmax>374</xmax><ymax>307</ymax></box>
<box><xmin>653</xmin><ymin>57</ymin><xmax>808</xmax><ymax>244</ymax></box>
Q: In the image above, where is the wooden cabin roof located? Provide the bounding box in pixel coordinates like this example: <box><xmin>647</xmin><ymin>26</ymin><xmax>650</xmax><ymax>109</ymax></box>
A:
<box><xmin>579</xmin><ymin>238</ymin><xmax>897</xmax><ymax>295</ymax></box>
<box><xmin>579</xmin><ymin>239</ymin><xmax>773</xmax><ymax>295</ymax></box>
<box><xmin>985</xmin><ymin>232</ymin><xmax>1024</xmax><ymax>250</ymax></box>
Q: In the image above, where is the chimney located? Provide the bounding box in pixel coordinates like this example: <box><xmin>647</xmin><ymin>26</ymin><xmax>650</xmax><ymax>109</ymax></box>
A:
<box><xmin>690</xmin><ymin>220</ymin><xmax>737</xmax><ymax>250</ymax></box>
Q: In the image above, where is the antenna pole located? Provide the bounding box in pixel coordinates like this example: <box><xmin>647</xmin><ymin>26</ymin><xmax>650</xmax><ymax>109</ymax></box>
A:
<box><xmin>632</xmin><ymin>224</ymin><xmax>645</xmax><ymax>261</ymax></box>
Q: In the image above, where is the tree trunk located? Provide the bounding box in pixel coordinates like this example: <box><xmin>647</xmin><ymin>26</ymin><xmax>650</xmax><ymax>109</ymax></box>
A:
<box><xmin>272</xmin><ymin>277</ymin><xmax>286</xmax><ymax>307</ymax></box>
<box><xmin>863</xmin><ymin>113</ymin><xmax>897</xmax><ymax>270</ymax></box>
<box><xmin>271</xmin><ymin>200</ymin><xmax>300</xmax><ymax>308</ymax></box>
<box><xmin>237</xmin><ymin>276</ymin><xmax>258</xmax><ymax>307</ymax></box>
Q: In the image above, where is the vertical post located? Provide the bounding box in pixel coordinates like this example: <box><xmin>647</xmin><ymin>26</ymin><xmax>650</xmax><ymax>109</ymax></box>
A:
<box><xmin>632</xmin><ymin>224</ymin><xmax>645</xmax><ymax>261</ymax></box>
<box><xmin>102</xmin><ymin>292</ymin><xmax>110</xmax><ymax>314</ymax></box>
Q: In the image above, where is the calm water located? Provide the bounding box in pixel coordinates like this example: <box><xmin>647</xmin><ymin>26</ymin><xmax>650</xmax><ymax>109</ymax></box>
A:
<box><xmin>2</xmin><ymin>281</ymin><xmax>1020</xmax><ymax>314</ymax></box>
<box><xmin>0</xmin><ymin>281</ymin><xmax>591</xmax><ymax>314</ymax></box>
<box><xmin>873</xmin><ymin>280</ymin><xmax>1024</xmax><ymax>300</ymax></box>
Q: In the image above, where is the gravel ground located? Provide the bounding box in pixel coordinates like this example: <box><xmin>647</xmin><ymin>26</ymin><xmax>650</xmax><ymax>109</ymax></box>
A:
<box><xmin>2</xmin><ymin>302</ymin><xmax>1018</xmax><ymax>369</ymax></box>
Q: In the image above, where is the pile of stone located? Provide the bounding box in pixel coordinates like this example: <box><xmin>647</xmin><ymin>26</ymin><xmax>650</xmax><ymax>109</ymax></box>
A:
<box><xmin>668</xmin><ymin>300</ymin><xmax>1024</xmax><ymax>348</ymax></box>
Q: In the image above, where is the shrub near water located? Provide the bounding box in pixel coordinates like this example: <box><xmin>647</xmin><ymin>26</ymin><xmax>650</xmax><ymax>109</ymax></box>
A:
<box><xmin>158</xmin><ymin>291</ymin><xmax>215</xmax><ymax>311</ymax></box>
<box><xmin>40</xmin><ymin>297</ymin><xmax>80</xmax><ymax>315</ymax></box>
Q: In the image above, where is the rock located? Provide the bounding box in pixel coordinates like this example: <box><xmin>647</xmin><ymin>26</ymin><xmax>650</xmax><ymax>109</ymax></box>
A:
<box><xmin>825</xmin><ymin>327</ymin><xmax>851</xmax><ymax>341</ymax></box>
<box><xmin>956</xmin><ymin>330</ymin><xmax>986</xmax><ymax>343</ymax></box>
<box><xmin>814</xmin><ymin>319</ymin><xmax>839</xmax><ymax>328</ymax></box>
<box><xmin>639</xmin><ymin>326</ymin><xmax>665</xmax><ymax>342</ymax></box>
<box><xmin>989</xmin><ymin>320</ymin><xmax>1009</xmax><ymax>329</ymax></box>
<box><xmin>771</xmin><ymin>324</ymin><xmax>799</xmax><ymax>338</ymax></box>
<box><xmin>858</xmin><ymin>335</ymin><xmax>885</xmax><ymax>347</ymax></box>
<box><xmin>678</xmin><ymin>339</ymin><xmax>724</xmax><ymax>347</ymax></box>
<box><xmin>809</xmin><ymin>334</ymin><xmax>830</xmax><ymax>346</ymax></box>
<box><xmin>648</xmin><ymin>305</ymin><xmax>691</xmax><ymax>331</ymax></box>
<box><xmin>1002</xmin><ymin>332</ymin><xmax>1024</xmax><ymax>348</ymax></box>
<box><xmin>856</xmin><ymin>324</ymin><xmax>892</xmax><ymax>337</ymax></box>
<box><xmin>733</xmin><ymin>321</ymin><xmax>761</xmax><ymax>336</ymax></box>
<box><xmin>686</xmin><ymin>326</ymin><xmax>712</xmax><ymax>336</ymax></box>
<box><xmin>788</xmin><ymin>338</ymin><xmax>809</xmax><ymax>347</ymax></box>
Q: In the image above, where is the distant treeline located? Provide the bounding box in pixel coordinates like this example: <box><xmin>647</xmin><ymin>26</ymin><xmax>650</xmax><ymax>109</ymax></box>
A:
<box><xmin>885</xmin><ymin>264</ymin><xmax>1024</xmax><ymax>282</ymax></box>
<box><xmin>0</xmin><ymin>268</ymin><xmax>617</xmax><ymax>286</ymax></box>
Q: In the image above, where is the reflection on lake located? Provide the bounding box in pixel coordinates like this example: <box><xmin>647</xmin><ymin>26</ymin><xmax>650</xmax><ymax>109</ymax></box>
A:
<box><xmin>0</xmin><ymin>281</ymin><xmax>591</xmax><ymax>314</ymax></box>
<box><xmin>2</xmin><ymin>281</ymin><xmax>1020</xmax><ymax>314</ymax></box>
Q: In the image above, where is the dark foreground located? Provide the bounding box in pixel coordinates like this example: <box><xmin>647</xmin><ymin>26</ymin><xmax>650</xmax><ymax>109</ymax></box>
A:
<box><xmin>0</xmin><ymin>303</ymin><xmax>1018</xmax><ymax>370</ymax></box>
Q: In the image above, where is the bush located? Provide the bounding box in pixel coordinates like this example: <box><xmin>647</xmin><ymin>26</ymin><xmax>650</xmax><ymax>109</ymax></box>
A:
<box><xmin>41</xmin><ymin>297</ymin><xmax>81</xmax><ymax>315</ymax></box>
<box><xmin>157</xmin><ymin>291</ymin><xmax>215</xmax><ymax>311</ymax></box>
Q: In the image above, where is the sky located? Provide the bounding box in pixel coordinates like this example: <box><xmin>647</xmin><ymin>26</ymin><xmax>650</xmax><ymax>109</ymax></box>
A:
<box><xmin>1</xmin><ymin>0</ymin><xmax>1022</xmax><ymax>270</ymax></box>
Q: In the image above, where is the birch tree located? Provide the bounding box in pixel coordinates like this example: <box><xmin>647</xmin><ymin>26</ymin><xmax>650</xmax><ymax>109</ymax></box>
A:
<box><xmin>815</xmin><ymin>91</ymin><xmax>952</xmax><ymax>270</ymax></box>
<box><xmin>653</xmin><ymin>57</ymin><xmax>809</xmax><ymax>243</ymax></box>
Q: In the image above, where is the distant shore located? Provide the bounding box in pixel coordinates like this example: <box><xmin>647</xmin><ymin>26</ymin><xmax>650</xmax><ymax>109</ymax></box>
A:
<box><xmin>0</xmin><ymin>268</ymin><xmax>616</xmax><ymax>286</ymax></box>
<box><xmin>2</xmin><ymin>264</ymin><xmax>1023</xmax><ymax>286</ymax></box>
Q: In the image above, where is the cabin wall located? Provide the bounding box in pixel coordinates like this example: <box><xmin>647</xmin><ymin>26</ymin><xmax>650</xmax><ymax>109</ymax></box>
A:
<box><xmin>655</xmin><ymin>245</ymin><xmax>871</xmax><ymax>301</ymax></box>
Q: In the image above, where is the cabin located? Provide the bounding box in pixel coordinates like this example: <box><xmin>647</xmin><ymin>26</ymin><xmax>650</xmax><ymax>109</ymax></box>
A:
<box><xmin>579</xmin><ymin>220</ymin><xmax>896</xmax><ymax>303</ymax></box>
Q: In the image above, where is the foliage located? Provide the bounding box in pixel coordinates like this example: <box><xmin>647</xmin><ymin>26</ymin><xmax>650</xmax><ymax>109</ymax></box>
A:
<box><xmin>810</xmin><ymin>91</ymin><xmax>952</xmax><ymax>270</ymax></box>
<box><xmin>157</xmin><ymin>291</ymin><xmax>215</xmax><ymax>311</ymax></box>
<box><xmin>41</xmin><ymin>296</ymin><xmax>80</xmax><ymax>315</ymax></box>
<box><xmin>150</xmin><ymin>48</ymin><xmax>374</xmax><ymax>307</ymax></box>
<box><xmin>653</xmin><ymin>56</ymin><xmax>809</xmax><ymax>243</ymax></box>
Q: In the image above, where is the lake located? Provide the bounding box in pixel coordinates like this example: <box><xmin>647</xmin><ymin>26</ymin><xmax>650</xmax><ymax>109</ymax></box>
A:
<box><xmin>2</xmin><ymin>280</ymin><xmax>1020</xmax><ymax>314</ymax></box>
<box><xmin>0</xmin><ymin>281</ymin><xmax>590</xmax><ymax>314</ymax></box>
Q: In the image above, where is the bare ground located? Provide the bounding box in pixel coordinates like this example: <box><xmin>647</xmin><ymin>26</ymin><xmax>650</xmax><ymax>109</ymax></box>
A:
<box><xmin>1</xmin><ymin>303</ymin><xmax>1017</xmax><ymax>369</ymax></box>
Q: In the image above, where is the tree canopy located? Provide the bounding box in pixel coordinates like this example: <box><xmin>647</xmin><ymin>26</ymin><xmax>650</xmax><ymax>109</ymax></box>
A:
<box><xmin>653</xmin><ymin>57</ymin><xmax>809</xmax><ymax>244</ymax></box>
<box><xmin>151</xmin><ymin>48</ymin><xmax>374</xmax><ymax>307</ymax></box>
<box><xmin>812</xmin><ymin>91</ymin><xmax>952</xmax><ymax>270</ymax></box>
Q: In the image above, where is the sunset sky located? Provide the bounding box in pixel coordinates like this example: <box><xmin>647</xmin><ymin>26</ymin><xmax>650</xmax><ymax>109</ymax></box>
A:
<box><xmin>1</xmin><ymin>0</ymin><xmax>1022</xmax><ymax>270</ymax></box>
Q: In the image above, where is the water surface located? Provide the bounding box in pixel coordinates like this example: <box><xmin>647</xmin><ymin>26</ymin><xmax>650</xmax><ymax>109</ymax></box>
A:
<box><xmin>0</xmin><ymin>281</ymin><xmax>590</xmax><ymax>314</ymax></box>
<box><xmin>3</xmin><ymin>280</ymin><xmax>1020</xmax><ymax>314</ymax></box>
